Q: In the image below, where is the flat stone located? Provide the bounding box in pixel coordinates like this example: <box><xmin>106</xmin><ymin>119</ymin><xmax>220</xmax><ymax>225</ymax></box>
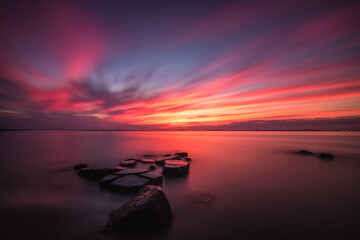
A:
<box><xmin>99</xmin><ymin>174</ymin><xmax>119</xmax><ymax>188</ymax></box>
<box><xmin>103</xmin><ymin>185</ymin><xmax>172</xmax><ymax>232</ymax></box>
<box><xmin>318</xmin><ymin>152</ymin><xmax>334</xmax><ymax>160</ymax></box>
<box><xmin>119</xmin><ymin>159</ymin><xmax>137</xmax><ymax>167</ymax></box>
<box><xmin>107</xmin><ymin>175</ymin><xmax>150</xmax><ymax>192</ymax></box>
<box><xmin>77</xmin><ymin>167</ymin><xmax>119</xmax><ymax>179</ymax></box>
<box><xmin>113</xmin><ymin>169</ymin><xmax>149</xmax><ymax>175</ymax></box>
<box><xmin>140</xmin><ymin>158</ymin><xmax>155</xmax><ymax>163</ymax></box>
<box><xmin>296</xmin><ymin>150</ymin><xmax>314</xmax><ymax>155</ymax></box>
<box><xmin>163</xmin><ymin>161</ymin><xmax>189</xmax><ymax>176</ymax></box>
<box><xmin>73</xmin><ymin>163</ymin><xmax>88</xmax><ymax>171</ymax></box>
<box><xmin>140</xmin><ymin>172</ymin><xmax>163</xmax><ymax>184</ymax></box>
<box><xmin>175</xmin><ymin>152</ymin><xmax>188</xmax><ymax>157</ymax></box>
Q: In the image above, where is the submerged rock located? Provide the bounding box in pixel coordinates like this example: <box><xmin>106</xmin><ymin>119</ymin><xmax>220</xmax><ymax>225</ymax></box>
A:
<box><xmin>163</xmin><ymin>160</ymin><xmax>189</xmax><ymax>176</ymax></box>
<box><xmin>100</xmin><ymin>174</ymin><xmax>119</xmax><ymax>188</ymax></box>
<box><xmin>103</xmin><ymin>185</ymin><xmax>172</xmax><ymax>232</ymax></box>
<box><xmin>175</xmin><ymin>152</ymin><xmax>188</xmax><ymax>157</ymax></box>
<box><xmin>163</xmin><ymin>154</ymin><xmax>172</xmax><ymax>157</ymax></box>
<box><xmin>143</xmin><ymin>154</ymin><xmax>157</xmax><ymax>158</ymax></box>
<box><xmin>185</xmin><ymin>157</ymin><xmax>192</xmax><ymax>161</ymax></box>
<box><xmin>149</xmin><ymin>165</ymin><xmax>156</xmax><ymax>171</ymax></box>
<box><xmin>140</xmin><ymin>172</ymin><xmax>163</xmax><ymax>184</ymax></box>
<box><xmin>318</xmin><ymin>153</ymin><xmax>334</xmax><ymax>160</ymax></box>
<box><xmin>119</xmin><ymin>159</ymin><xmax>137</xmax><ymax>167</ymax></box>
<box><xmin>187</xmin><ymin>190</ymin><xmax>216</xmax><ymax>204</ymax></box>
<box><xmin>77</xmin><ymin>168</ymin><xmax>119</xmax><ymax>179</ymax></box>
<box><xmin>296</xmin><ymin>150</ymin><xmax>314</xmax><ymax>155</ymax></box>
<box><xmin>171</xmin><ymin>156</ymin><xmax>181</xmax><ymax>160</ymax></box>
<box><xmin>107</xmin><ymin>175</ymin><xmax>150</xmax><ymax>192</ymax></box>
<box><xmin>73</xmin><ymin>163</ymin><xmax>88</xmax><ymax>171</ymax></box>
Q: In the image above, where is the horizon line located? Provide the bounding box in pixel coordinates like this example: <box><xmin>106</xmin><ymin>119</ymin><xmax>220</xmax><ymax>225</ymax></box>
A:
<box><xmin>1</xmin><ymin>129</ymin><xmax>358</xmax><ymax>132</ymax></box>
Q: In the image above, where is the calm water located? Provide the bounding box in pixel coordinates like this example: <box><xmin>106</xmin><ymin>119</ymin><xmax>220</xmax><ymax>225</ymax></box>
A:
<box><xmin>0</xmin><ymin>131</ymin><xmax>359</xmax><ymax>240</ymax></box>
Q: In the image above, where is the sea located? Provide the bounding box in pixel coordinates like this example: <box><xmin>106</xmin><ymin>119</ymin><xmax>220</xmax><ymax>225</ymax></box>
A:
<box><xmin>0</xmin><ymin>131</ymin><xmax>359</xmax><ymax>240</ymax></box>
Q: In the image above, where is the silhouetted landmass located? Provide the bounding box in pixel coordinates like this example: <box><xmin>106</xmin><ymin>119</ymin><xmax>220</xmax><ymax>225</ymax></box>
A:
<box><xmin>1</xmin><ymin>117</ymin><xmax>359</xmax><ymax>131</ymax></box>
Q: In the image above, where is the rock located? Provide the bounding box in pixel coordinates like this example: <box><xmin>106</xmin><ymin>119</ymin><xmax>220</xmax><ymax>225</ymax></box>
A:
<box><xmin>163</xmin><ymin>154</ymin><xmax>172</xmax><ymax>157</ymax></box>
<box><xmin>113</xmin><ymin>169</ymin><xmax>149</xmax><ymax>175</ymax></box>
<box><xmin>175</xmin><ymin>152</ymin><xmax>188</xmax><ymax>157</ymax></box>
<box><xmin>143</xmin><ymin>154</ymin><xmax>157</xmax><ymax>158</ymax></box>
<box><xmin>318</xmin><ymin>153</ymin><xmax>334</xmax><ymax>160</ymax></box>
<box><xmin>77</xmin><ymin>168</ymin><xmax>119</xmax><ymax>179</ymax></box>
<box><xmin>155</xmin><ymin>158</ymin><xmax>166</xmax><ymax>165</ymax></box>
<box><xmin>140</xmin><ymin>172</ymin><xmax>163</xmax><ymax>184</ymax></box>
<box><xmin>73</xmin><ymin>163</ymin><xmax>88</xmax><ymax>171</ymax></box>
<box><xmin>103</xmin><ymin>185</ymin><xmax>172</xmax><ymax>232</ymax></box>
<box><xmin>296</xmin><ymin>150</ymin><xmax>314</xmax><ymax>155</ymax></box>
<box><xmin>171</xmin><ymin>156</ymin><xmax>181</xmax><ymax>160</ymax></box>
<box><xmin>115</xmin><ymin>166</ymin><xmax>128</xmax><ymax>171</ymax></box>
<box><xmin>107</xmin><ymin>175</ymin><xmax>150</xmax><ymax>192</ymax></box>
<box><xmin>100</xmin><ymin>174</ymin><xmax>119</xmax><ymax>188</ymax></box>
<box><xmin>149</xmin><ymin>165</ymin><xmax>156</xmax><ymax>171</ymax></box>
<box><xmin>140</xmin><ymin>158</ymin><xmax>155</xmax><ymax>163</ymax></box>
<box><xmin>119</xmin><ymin>159</ymin><xmax>137</xmax><ymax>167</ymax></box>
<box><xmin>155</xmin><ymin>156</ymin><xmax>175</xmax><ymax>165</ymax></box>
<box><xmin>185</xmin><ymin>157</ymin><xmax>192</xmax><ymax>161</ymax></box>
<box><xmin>163</xmin><ymin>160</ymin><xmax>189</xmax><ymax>176</ymax></box>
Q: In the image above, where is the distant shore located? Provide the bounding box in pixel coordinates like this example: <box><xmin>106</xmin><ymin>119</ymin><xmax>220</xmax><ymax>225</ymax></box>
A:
<box><xmin>1</xmin><ymin>129</ymin><xmax>359</xmax><ymax>132</ymax></box>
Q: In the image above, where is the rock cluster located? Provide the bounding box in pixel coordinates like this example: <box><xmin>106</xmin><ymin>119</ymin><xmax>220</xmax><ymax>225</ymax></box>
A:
<box><xmin>295</xmin><ymin>150</ymin><xmax>335</xmax><ymax>160</ymax></box>
<box><xmin>73</xmin><ymin>151</ymin><xmax>192</xmax><ymax>233</ymax></box>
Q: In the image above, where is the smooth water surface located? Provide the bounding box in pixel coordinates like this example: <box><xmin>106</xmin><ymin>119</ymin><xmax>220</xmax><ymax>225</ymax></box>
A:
<box><xmin>0</xmin><ymin>131</ymin><xmax>359</xmax><ymax>240</ymax></box>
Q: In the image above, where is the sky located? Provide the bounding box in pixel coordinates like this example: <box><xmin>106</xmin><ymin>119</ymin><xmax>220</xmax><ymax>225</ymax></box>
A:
<box><xmin>0</xmin><ymin>0</ymin><xmax>359</xmax><ymax>130</ymax></box>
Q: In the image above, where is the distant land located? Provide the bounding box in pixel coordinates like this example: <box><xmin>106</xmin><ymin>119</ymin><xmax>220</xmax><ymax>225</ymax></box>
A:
<box><xmin>1</xmin><ymin>117</ymin><xmax>359</xmax><ymax>131</ymax></box>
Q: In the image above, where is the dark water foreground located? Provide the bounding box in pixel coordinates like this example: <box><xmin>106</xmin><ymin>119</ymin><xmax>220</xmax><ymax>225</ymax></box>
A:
<box><xmin>0</xmin><ymin>131</ymin><xmax>359</xmax><ymax>240</ymax></box>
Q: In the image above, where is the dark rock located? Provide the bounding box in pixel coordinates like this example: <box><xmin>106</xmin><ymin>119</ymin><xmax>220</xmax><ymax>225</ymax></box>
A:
<box><xmin>149</xmin><ymin>165</ymin><xmax>156</xmax><ymax>171</ymax></box>
<box><xmin>155</xmin><ymin>156</ymin><xmax>174</xmax><ymax>165</ymax></box>
<box><xmin>107</xmin><ymin>175</ymin><xmax>150</xmax><ymax>192</ymax></box>
<box><xmin>119</xmin><ymin>159</ymin><xmax>137</xmax><ymax>167</ymax></box>
<box><xmin>143</xmin><ymin>154</ymin><xmax>157</xmax><ymax>158</ymax></box>
<box><xmin>73</xmin><ymin>164</ymin><xmax>88</xmax><ymax>171</ymax></box>
<box><xmin>115</xmin><ymin>166</ymin><xmax>128</xmax><ymax>171</ymax></box>
<box><xmin>318</xmin><ymin>153</ymin><xmax>334</xmax><ymax>160</ymax></box>
<box><xmin>140</xmin><ymin>172</ymin><xmax>163</xmax><ymax>184</ymax></box>
<box><xmin>171</xmin><ymin>156</ymin><xmax>181</xmax><ymax>160</ymax></box>
<box><xmin>175</xmin><ymin>152</ymin><xmax>188</xmax><ymax>157</ymax></box>
<box><xmin>163</xmin><ymin>154</ymin><xmax>172</xmax><ymax>157</ymax></box>
<box><xmin>155</xmin><ymin>158</ymin><xmax>166</xmax><ymax>165</ymax></box>
<box><xmin>185</xmin><ymin>157</ymin><xmax>192</xmax><ymax>161</ymax></box>
<box><xmin>77</xmin><ymin>168</ymin><xmax>119</xmax><ymax>179</ymax></box>
<box><xmin>163</xmin><ymin>160</ymin><xmax>189</xmax><ymax>176</ymax></box>
<box><xmin>296</xmin><ymin>150</ymin><xmax>314</xmax><ymax>155</ymax></box>
<box><xmin>103</xmin><ymin>185</ymin><xmax>172</xmax><ymax>232</ymax></box>
<box><xmin>113</xmin><ymin>169</ymin><xmax>149</xmax><ymax>175</ymax></box>
<box><xmin>100</xmin><ymin>174</ymin><xmax>119</xmax><ymax>188</ymax></box>
<box><xmin>140</xmin><ymin>158</ymin><xmax>155</xmax><ymax>163</ymax></box>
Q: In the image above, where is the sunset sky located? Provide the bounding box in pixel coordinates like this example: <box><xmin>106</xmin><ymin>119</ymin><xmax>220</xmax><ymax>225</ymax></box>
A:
<box><xmin>0</xmin><ymin>0</ymin><xmax>359</xmax><ymax>130</ymax></box>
